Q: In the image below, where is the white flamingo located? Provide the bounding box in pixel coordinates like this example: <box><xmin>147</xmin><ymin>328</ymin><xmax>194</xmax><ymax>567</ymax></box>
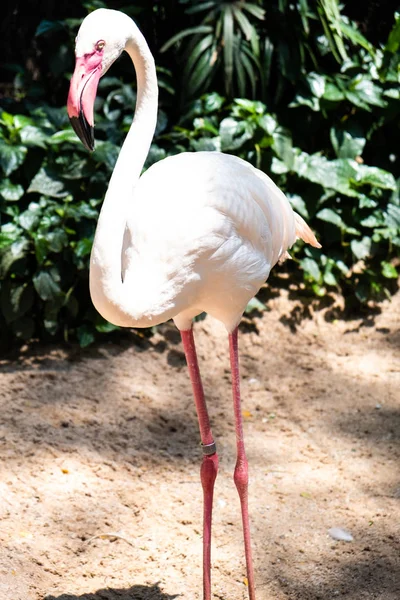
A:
<box><xmin>67</xmin><ymin>9</ymin><xmax>320</xmax><ymax>600</ymax></box>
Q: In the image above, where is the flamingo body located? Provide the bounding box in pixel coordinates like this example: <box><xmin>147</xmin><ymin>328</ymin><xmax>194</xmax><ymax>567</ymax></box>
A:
<box><xmin>92</xmin><ymin>151</ymin><xmax>311</xmax><ymax>332</ymax></box>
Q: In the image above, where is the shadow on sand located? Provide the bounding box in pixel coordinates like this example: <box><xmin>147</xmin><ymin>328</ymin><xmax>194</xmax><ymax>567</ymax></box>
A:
<box><xmin>45</xmin><ymin>582</ymin><xmax>179</xmax><ymax>600</ymax></box>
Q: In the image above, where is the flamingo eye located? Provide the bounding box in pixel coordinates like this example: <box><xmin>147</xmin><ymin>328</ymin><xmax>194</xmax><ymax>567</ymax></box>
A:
<box><xmin>95</xmin><ymin>40</ymin><xmax>105</xmax><ymax>52</ymax></box>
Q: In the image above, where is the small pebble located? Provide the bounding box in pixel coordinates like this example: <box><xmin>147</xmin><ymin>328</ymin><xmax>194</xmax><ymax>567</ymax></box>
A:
<box><xmin>328</xmin><ymin>527</ymin><xmax>353</xmax><ymax>542</ymax></box>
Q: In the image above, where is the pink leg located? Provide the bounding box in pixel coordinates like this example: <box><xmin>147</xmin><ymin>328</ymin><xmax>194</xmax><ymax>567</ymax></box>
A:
<box><xmin>229</xmin><ymin>327</ymin><xmax>256</xmax><ymax>600</ymax></box>
<box><xmin>180</xmin><ymin>328</ymin><xmax>218</xmax><ymax>600</ymax></box>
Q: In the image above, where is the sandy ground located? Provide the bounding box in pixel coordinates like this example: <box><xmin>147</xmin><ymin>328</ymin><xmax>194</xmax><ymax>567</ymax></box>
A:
<box><xmin>0</xmin><ymin>287</ymin><xmax>399</xmax><ymax>600</ymax></box>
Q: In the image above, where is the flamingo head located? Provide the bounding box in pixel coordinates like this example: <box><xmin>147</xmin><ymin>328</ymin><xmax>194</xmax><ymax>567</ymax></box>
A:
<box><xmin>67</xmin><ymin>9</ymin><xmax>132</xmax><ymax>151</ymax></box>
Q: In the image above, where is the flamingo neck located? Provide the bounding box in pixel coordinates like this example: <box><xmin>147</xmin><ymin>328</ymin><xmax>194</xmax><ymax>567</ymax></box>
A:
<box><xmin>89</xmin><ymin>24</ymin><xmax>160</xmax><ymax>327</ymax></box>
<box><xmin>108</xmin><ymin>34</ymin><xmax>158</xmax><ymax>194</ymax></box>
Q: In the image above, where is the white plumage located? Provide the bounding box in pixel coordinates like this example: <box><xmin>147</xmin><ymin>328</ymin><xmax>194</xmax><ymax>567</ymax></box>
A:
<box><xmin>121</xmin><ymin>151</ymin><xmax>313</xmax><ymax>331</ymax></box>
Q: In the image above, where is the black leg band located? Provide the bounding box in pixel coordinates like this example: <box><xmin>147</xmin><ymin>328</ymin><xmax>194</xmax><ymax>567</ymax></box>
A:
<box><xmin>202</xmin><ymin>441</ymin><xmax>217</xmax><ymax>456</ymax></box>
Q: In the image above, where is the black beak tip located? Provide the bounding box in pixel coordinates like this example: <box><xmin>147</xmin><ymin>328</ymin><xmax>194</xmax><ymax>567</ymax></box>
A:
<box><xmin>69</xmin><ymin>112</ymin><xmax>95</xmax><ymax>152</ymax></box>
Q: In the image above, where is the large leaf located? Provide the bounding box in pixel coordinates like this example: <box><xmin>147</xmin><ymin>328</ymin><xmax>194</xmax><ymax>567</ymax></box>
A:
<box><xmin>330</xmin><ymin>126</ymin><xmax>365</xmax><ymax>159</ymax></box>
<box><xmin>0</xmin><ymin>239</ymin><xmax>29</xmax><ymax>276</ymax></box>
<box><xmin>316</xmin><ymin>208</ymin><xmax>347</xmax><ymax>229</ymax></box>
<box><xmin>48</xmin><ymin>129</ymin><xmax>80</xmax><ymax>145</ymax></box>
<box><xmin>351</xmin><ymin>237</ymin><xmax>372</xmax><ymax>260</ymax></box>
<box><xmin>160</xmin><ymin>25</ymin><xmax>213</xmax><ymax>52</ymax></box>
<box><xmin>92</xmin><ymin>141</ymin><xmax>119</xmax><ymax>171</ymax></box>
<box><xmin>381</xmin><ymin>261</ymin><xmax>398</xmax><ymax>278</ymax></box>
<box><xmin>33</xmin><ymin>270</ymin><xmax>62</xmax><ymax>301</ymax></box>
<box><xmin>348</xmin><ymin>78</ymin><xmax>387</xmax><ymax>108</ymax></box>
<box><xmin>20</xmin><ymin>125</ymin><xmax>47</xmax><ymax>148</ymax></box>
<box><xmin>0</xmin><ymin>179</ymin><xmax>24</xmax><ymax>201</ymax></box>
<box><xmin>300</xmin><ymin>258</ymin><xmax>321</xmax><ymax>282</ymax></box>
<box><xmin>0</xmin><ymin>142</ymin><xmax>27</xmax><ymax>175</ymax></box>
<box><xmin>1</xmin><ymin>282</ymin><xmax>34</xmax><ymax>324</ymax></box>
<box><xmin>19</xmin><ymin>205</ymin><xmax>42</xmax><ymax>231</ymax></box>
<box><xmin>352</xmin><ymin>164</ymin><xmax>396</xmax><ymax>190</ymax></box>
<box><xmin>385</xmin><ymin>13</ymin><xmax>400</xmax><ymax>54</ymax></box>
<box><xmin>28</xmin><ymin>168</ymin><xmax>67</xmax><ymax>198</ymax></box>
<box><xmin>292</xmin><ymin>152</ymin><xmax>360</xmax><ymax>198</ymax></box>
<box><xmin>219</xmin><ymin>117</ymin><xmax>254</xmax><ymax>151</ymax></box>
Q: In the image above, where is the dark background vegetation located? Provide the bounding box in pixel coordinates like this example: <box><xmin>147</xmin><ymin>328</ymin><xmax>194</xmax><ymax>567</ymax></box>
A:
<box><xmin>0</xmin><ymin>0</ymin><xmax>399</xmax><ymax>348</ymax></box>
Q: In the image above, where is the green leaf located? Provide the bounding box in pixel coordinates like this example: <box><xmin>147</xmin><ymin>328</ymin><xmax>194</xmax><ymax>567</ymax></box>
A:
<box><xmin>47</xmin><ymin>230</ymin><xmax>68</xmax><ymax>253</ymax></box>
<box><xmin>258</xmin><ymin>114</ymin><xmax>277</xmax><ymax>136</ymax></box>
<box><xmin>271</xmin><ymin>157</ymin><xmax>289</xmax><ymax>174</ymax></box>
<box><xmin>245</xmin><ymin>296</ymin><xmax>266</xmax><ymax>314</ymax></box>
<box><xmin>349</xmin><ymin>78</ymin><xmax>387</xmax><ymax>108</ymax></box>
<box><xmin>1</xmin><ymin>112</ymin><xmax>14</xmax><ymax>128</ymax></box>
<box><xmin>160</xmin><ymin>25</ymin><xmax>213</xmax><ymax>52</ymax></box>
<box><xmin>77</xmin><ymin>324</ymin><xmax>95</xmax><ymax>348</ymax></box>
<box><xmin>95</xmin><ymin>320</ymin><xmax>120</xmax><ymax>333</ymax></box>
<box><xmin>385</xmin><ymin>13</ymin><xmax>400</xmax><ymax>54</ymax></box>
<box><xmin>13</xmin><ymin>115</ymin><xmax>33</xmax><ymax>129</ymax></box>
<box><xmin>361</xmin><ymin>213</ymin><xmax>384</xmax><ymax>228</ymax></box>
<box><xmin>20</xmin><ymin>125</ymin><xmax>47</xmax><ymax>148</ymax></box>
<box><xmin>35</xmin><ymin>236</ymin><xmax>49</xmax><ymax>264</ymax></box>
<box><xmin>0</xmin><ymin>142</ymin><xmax>27</xmax><ymax>175</ymax></box>
<box><xmin>385</xmin><ymin>204</ymin><xmax>400</xmax><ymax>229</ymax></box>
<box><xmin>323</xmin><ymin>81</ymin><xmax>345</xmax><ymax>101</ymax></box>
<box><xmin>381</xmin><ymin>261</ymin><xmax>398</xmax><ymax>279</ymax></box>
<box><xmin>323</xmin><ymin>270</ymin><xmax>337</xmax><ymax>286</ymax></box>
<box><xmin>307</xmin><ymin>72</ymin><xmax>326</xmax><ymax>98</ymax></box>
<box><xmin>316</xmin><ymin>208</ymin><xmax>346</xmax><ymax>229</ymax></box>
<box><xmin>330</xmin><ymin>126</ymin><xmax>365</xmax><ymax>159</ymax></box>
<box><xmin>223</xmin><ymin>5</ymin><xmax>234</xmax><ymax>94</ymax></box>
<box><xmin>290</xmin><ymin>93</ymin><xmax>320</xmax><ymax>111</ymax></box>
<box><xmin>75</xmin><ymin>238</ymin><xmax>93</xmax><ymax>258</ymax></box>
<box><xmin>92</xmin><ymin>141</ymin><xmax>119</xmax><ymax>171</ymax></box>
<box><xmin>300</xmin><ymin>257</ymin><xmax>321</xmax><ymax>282</ymax></box>
<box><xmin>203</xmin><ymin>93</ymin><xmax>225</xmax><ymax>114</ymax></box>
<box><xmin>288</xmin><ymin>194</ymin><xmax>309</xmax><ymax>219</ymax></box>
<box><xmin>0</xmin><ymin>179</ymin><xmax>24</xmax><ymax>201</ymax></box>
<box><xmin>219</xmin><ymin>117</ymin><xmax>254</xmax><ymax>151</ymax></box>
<box><xmin>33</xmin><ymin>270</ymin><xmax>62</xmax><ymax>301</ymax></box>
<box><xmin>28</xmin><ymin>168</ymin><xmax>67</xmax><ymax>198</ymax></box>
<box><xmin>293</xmin><ymin>152</ymin><xmax>359</xmax><ymax>198</ymax></box>
<box><xmin>273</xmin><ymin>128</ymin><xmax>293</xmax><ymax>168</ymax></box>
<box><xmin>1</xmin><ymin>282</ymin><xmax>34</xmax><ymax>324</ymax></box>
<box><xmin>0</xmin><ymin>239</ymin><xmax>29</xmax><ymax>276</ymax></box>
<box><xmin>241</xmin><ymin>3</ymin><xmax>265</xmax><ymax>20</ymax></box>
<box><xmin>48</xmin><ymin>129</ymin><xmax>81</xmax><ymax>145</ymax></box>
<box><xmin>351</xmin><ymin>237</ymin><xmax>371</xmax><ymax>260</ymax></box>
<box><xmin>353</xmin><ymin>164</ymin><xmax>396</xmax><ymax>190</ymax></box>
<box><xmin>338</xmin><ymin>21</ymin><xmax>375</xmax><ymax>56</ymax></box>
<box><xmin>19</xmin><ymin>203</ymin><xmax>42</xmax><ymax>231</ymax></box>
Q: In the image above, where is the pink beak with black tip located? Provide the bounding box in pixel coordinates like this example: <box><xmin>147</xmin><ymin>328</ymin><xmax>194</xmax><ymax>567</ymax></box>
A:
<box><xmin>67</xmin><ymin>53</ymin><xmax>103</xmax><ymax>151</ymax></box>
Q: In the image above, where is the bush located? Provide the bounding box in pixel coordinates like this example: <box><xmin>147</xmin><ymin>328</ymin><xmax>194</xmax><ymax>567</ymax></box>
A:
<box><xmin>0</xmin><ymin>1</ymin><xmax>399</xmax><ymax>347</ymax></box>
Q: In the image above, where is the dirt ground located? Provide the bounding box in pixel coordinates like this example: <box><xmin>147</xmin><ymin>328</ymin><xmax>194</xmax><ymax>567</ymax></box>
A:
<box><xmin>0</xmin><ymin>286</ymin><xmax>399</xmax><ymax>600</ymax></box>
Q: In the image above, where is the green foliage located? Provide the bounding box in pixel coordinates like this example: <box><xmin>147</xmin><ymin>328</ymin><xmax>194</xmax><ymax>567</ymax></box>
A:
<box><xmin>0</xmin><ymin>1</ymin><xmax>399</xmax><ymax>347</ymax></box>
<box><xmin>161</xmin><ymin>0</ymin><xmax>265</xmax><ymax>98</ymax></box>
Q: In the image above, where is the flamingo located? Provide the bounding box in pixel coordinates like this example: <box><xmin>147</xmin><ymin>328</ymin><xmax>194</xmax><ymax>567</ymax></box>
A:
<box><xmin>67</xmin><ymin>8</ymin><xmax>320</xmax><ymax>600</ymax></box>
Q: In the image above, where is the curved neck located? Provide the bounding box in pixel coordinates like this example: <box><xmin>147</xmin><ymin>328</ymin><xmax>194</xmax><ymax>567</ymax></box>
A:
<box><xmin>89</xmin><ymin>23</ymin><xmax>160</xmax><ymax>327</ymax></box>
<box><xmin>108</xmin><ymin>32</ymin><xmax>158</xmax><ymax>194</ymax></box>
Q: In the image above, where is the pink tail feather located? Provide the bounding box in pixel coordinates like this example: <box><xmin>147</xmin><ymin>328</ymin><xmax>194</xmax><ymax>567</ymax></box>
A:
<box><xmin>294</xmin><ymin>213</ymin><xmax>321</xmax><ymax>248</ymax></box>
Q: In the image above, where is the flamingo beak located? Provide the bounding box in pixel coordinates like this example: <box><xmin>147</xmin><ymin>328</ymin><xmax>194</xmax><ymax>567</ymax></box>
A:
<box><xmin>67</xmin><ymin>55</ymin><xmax>102</xmax><ymax>151</ymax></box>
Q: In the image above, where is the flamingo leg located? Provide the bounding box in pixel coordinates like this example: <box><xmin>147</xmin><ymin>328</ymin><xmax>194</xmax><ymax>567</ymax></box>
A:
<box><xmin>180</xmin><ymin>327</ymin><xmax>218</xmax><ymax>600</ymax></box>
<box><xmin>229</xmin><ymin>326</ymin><xmax>256</xmax><ymax>600</ymax></box>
